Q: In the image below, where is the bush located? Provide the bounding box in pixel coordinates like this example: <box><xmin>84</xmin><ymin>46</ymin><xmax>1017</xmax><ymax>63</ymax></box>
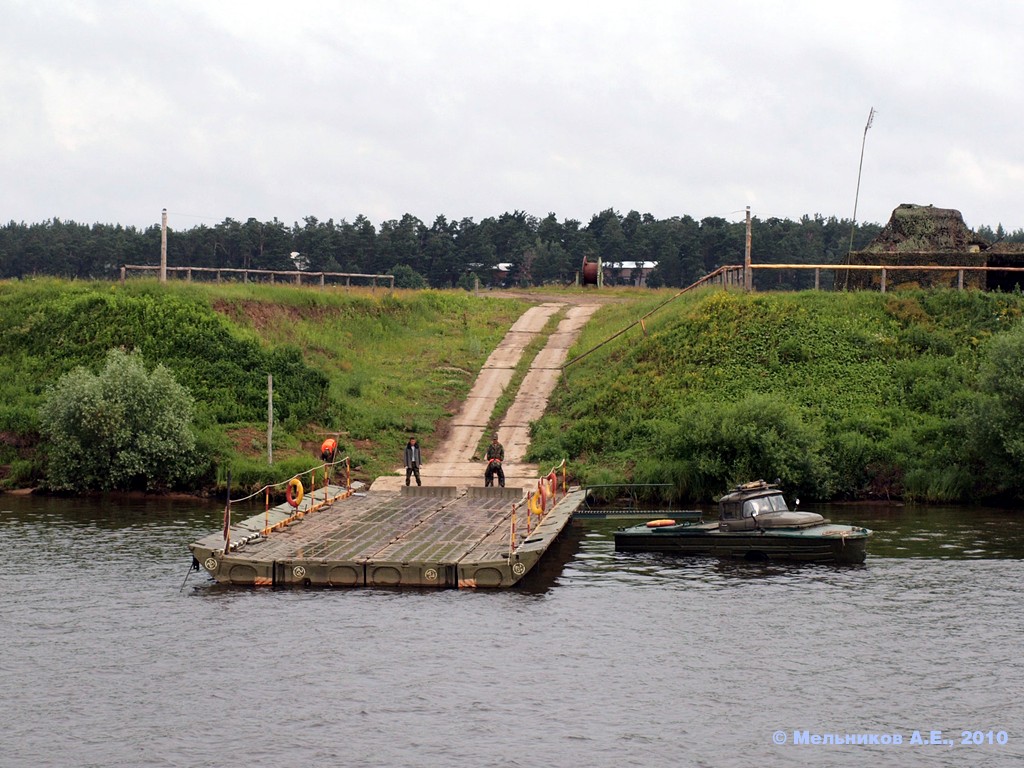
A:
<box><xmin>667</xmin><ymin>394</ymin><xmax>829</xmax><ymax>500</ymax></box>
<box><xmin>39</xmin><ymin>349</ymin><xmax>204</xmax><ymax>491</ymax></box>
<box><xmin>390</xmin><ymin>264</ymin><xmax>428</xmax><ymax>289</ymax></box>
<box><xmin>960</xmin><ymin>325</ymin><xmax>1024</xmax><ymax>499</ymax></box>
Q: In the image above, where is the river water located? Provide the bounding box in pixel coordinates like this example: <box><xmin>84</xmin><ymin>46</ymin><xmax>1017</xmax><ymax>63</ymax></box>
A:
<box><xmin>2</xmin><ymin>495</ymin><xmax>1022</xmax><ymax>768</ymax></box>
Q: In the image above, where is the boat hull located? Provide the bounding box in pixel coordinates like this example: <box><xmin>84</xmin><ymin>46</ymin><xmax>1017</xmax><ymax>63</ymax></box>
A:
<box><xmin>614</xmin><ymin>522</ymin><xmax>871</xmax><ymax>565</ymax></box>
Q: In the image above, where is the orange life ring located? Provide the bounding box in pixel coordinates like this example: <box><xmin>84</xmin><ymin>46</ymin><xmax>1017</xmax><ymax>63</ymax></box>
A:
<box><xmin>286</xmin><ymin>478</ymin><xmax>304</xmax><ymax>508</ymax></box>
<box><xmin>547</xmin><ymin>471</ymin><xmax>558</xmax><ymax>497</ymax></box>
<box><xmin>538</xmin><ymin>480</ymin><xmax>548</xmax><ymax>509</ymax></box>
<box><xmin>646</xmin><ymin>518</ymin><xmax>676</xmax><ymax>528</ymax></box>
<box><xmin>528</xmin><ymin>492</ymin><xmax>543</xmax><ymax>516</ymax></box>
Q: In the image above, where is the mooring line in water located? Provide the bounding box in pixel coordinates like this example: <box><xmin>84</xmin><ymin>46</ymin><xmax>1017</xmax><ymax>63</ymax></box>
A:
<box><xmin>179</xmin><ymin>558</ymin><xmax>199</xmax><ymax>592</ymax></box>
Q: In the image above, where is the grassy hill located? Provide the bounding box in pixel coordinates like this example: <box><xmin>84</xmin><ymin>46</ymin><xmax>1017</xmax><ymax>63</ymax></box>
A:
<box><xmin>0</xmin><ymin>278</ymin><xmax>527</xmax><ymax>490</ymax></box>
<box><xmin>529</xmin><ymin>288</ymin><xmax>1024</xmax><ymax>503</ymax></box>
<box><xmin>4</xmin><ymin>279</ymin><xmax>1024</xmax><ymax>503</ymax></box>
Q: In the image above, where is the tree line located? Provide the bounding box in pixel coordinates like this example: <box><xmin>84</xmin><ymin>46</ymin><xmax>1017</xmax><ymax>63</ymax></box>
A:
<box><xmin>3</xmin><ymin>209</ymin><xmax>1022</xmax><ymax>290</ymax></box>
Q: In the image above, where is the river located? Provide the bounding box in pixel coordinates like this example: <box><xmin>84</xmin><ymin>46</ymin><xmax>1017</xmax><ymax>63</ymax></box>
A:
<box><xmin>2</xmin><ymin>495</ymin><xmax>1022</xmax><ymax>767</ymax></box>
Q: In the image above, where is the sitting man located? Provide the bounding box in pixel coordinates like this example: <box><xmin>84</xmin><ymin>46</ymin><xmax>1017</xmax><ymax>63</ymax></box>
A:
<box><xmin>484</xmin><ymin>433</ymin><xmax>505</xmax><ymax>487</ymax></box>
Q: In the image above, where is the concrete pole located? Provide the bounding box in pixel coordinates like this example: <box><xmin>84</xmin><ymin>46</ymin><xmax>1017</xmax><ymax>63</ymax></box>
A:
<box><xmin>744</xmin><ymin>206</ymin><xmax>752</xmax><ymax>291</ymax></box>
<box><xmin>160</xmin><ymin>208</ymin><xmax>168</xmax><ymax>283</ymax></box>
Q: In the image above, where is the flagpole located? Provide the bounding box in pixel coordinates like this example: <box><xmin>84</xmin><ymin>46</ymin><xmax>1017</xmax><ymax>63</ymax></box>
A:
<box><xmin>848</xmin><ymin>107</ymin><xmax>876</xmax><ymax>256</ymax></box>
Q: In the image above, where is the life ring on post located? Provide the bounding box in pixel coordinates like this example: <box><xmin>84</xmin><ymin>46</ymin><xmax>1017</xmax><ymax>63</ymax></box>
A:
<box><xmin>528</xmin><ymin>492</ymin><xmax>543</xmax><ymax>516</ymax></box>
<box><xmin>547</xmin><ymin>472</ymin><xmax>558</xmax><ymax>499</ymax></box>
<box><xmin>286</xmin><ymin>477</ymin><xmax>304</xmax><ymax>508</ymax></box>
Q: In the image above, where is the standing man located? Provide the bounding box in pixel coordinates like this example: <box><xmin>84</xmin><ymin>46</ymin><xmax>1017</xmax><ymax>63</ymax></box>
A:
<box><xmin>404</xmin><ymin>436</ymin><xmax>422</xmax><ymax>486</ymax></box>
<box><xmin>484</xmin><ymin>433</ymin><xmax>505</xmax><ymax>487</ymax></box>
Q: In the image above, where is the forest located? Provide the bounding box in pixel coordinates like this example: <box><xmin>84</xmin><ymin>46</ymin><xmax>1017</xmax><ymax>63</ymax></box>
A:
<box><xmin>0</xmin><ymin>209</ymin><xmax>905</xmax><ymax>290</ymax></box>
<box><xmin>3</xmin><ymin>208</ymin><xmax>1022</xmax><ymax>292</ymax></box>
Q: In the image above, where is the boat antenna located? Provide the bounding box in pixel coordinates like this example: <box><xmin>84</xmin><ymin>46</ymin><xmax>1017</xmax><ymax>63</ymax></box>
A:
<box><xmin>848</xmin><ymin>107</ymin><xmax>876</xmax><ymax>256</ymax></box>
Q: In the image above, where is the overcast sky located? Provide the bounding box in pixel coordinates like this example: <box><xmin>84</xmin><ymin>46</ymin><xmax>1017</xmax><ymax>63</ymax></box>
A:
<box><xmin>4</xmin><ymin>0</ymin><xmax>1022</xmax><ymax>234</ymax></box>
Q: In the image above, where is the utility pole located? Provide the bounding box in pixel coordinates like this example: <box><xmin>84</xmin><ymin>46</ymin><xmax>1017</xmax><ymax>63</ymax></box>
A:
<box><xmin>160</xmin><ymin>208</ymin><xmax>168</xmax><ymax>283</ymax></box>
<box><xmin>849</xmin><ymin>108</ymin><xmax>876</xmax><ymax>255</ymax></box>
<box><xmin>744</xmin><ymin>206</ymin><xmax>752</xmax><ymax>291</ymax></box>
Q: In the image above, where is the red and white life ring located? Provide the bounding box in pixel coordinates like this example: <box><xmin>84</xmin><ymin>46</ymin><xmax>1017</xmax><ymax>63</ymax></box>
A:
<box><xmin>286</xmin><ymin>477</ymin><xmax>304</xmax><ymax>508</ymax></box>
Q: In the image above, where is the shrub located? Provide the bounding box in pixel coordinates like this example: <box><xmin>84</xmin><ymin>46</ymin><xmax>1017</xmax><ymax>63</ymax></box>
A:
<box><xmin>667</xmin><ymin>394</ymin><xmax>829</xmax><ymax>500</ymax></box>
<box><xmin>39</xmin><ymin>349</ymin><xmax>203</xmax><ymax>491</ymax></box>
<box><xmin>960</xmin><ymin>325</ymin><xmax>1024</xmax><ymax>499</ymax></box>
<box><xmin>390</xmin><ymin>264</ymin><xmax>428</xmax><ymax>289</ymax></box>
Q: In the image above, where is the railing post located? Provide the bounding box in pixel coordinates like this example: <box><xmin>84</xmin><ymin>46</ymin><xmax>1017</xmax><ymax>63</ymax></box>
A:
<box><xmin>958</xmin><ymin>269</ymin><xmax>964</xmax><ymax>291</ymax></box>
<box><xmin>814</xmin><ymin>268</ymin><xmax>820</xmax><ymax>291</ymax></box>
<box><xmin>744</xmin><ymin>206</ymin><xmax>752</xmax><ymax>291</ymax></box>
<box><xmin>880</xmin><ymin>268</ymin><xmax>887</xmax><ymax>293</ymax></box>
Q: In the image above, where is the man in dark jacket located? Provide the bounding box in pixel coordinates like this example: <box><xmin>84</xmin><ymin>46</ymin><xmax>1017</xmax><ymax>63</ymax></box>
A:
<box><xmin>404</xmin><ymin>436</ymin><xmax>422</xmax><ymax>486</ymax></box>
<box><xmin>484</xmin><ymin>433</ymin><xmax>505</xmax><ymax>487</ymax></box>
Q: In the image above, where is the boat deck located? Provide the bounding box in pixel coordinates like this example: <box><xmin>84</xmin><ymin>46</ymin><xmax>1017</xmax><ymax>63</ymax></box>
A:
<box><xmin>191</xmin><ymin>484</ymin><xmax>586</xmax><ymax>588</ymax></box>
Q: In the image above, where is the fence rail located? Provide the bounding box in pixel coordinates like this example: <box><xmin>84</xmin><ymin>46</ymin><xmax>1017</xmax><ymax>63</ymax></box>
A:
<box><xmin>120</xmin><ymin>264</ymin><xmax>395</xmax><ymax>289</ymax></box>
<box><xmin>709</xmin><ymin>262</ymin><xmax>1024</xmax><ymax>292</ymax></box>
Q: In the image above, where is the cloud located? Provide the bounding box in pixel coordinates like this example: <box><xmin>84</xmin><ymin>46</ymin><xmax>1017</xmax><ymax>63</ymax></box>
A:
<box><xmin>3</xmin><ymin>0</ymin><xmax>1024</xmax><ymax>232</ymax></box>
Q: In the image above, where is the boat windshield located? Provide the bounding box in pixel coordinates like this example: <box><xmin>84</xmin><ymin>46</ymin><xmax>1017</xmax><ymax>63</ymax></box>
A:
<box><xmin>742</xmin><ymin>494</ymin><xmax>789</xmax><ymax>517</ymax></box>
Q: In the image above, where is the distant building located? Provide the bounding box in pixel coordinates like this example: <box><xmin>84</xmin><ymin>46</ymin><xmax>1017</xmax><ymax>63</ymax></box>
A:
<box><xmin>603</xmin><ymin>260</ymin><xmax>658</xmax><ymax>287</ymax></box>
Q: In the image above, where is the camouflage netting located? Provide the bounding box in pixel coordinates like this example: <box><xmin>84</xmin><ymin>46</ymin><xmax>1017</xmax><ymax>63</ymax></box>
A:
<box><xmin>865</xmin><ymin>203</ymin><xmax>988</xmax><ymax>252</ymax></box>
<box><xmin>839</xmin><ymin>204</ymin><xmax>989</xmax><ymax>290</ymax></box>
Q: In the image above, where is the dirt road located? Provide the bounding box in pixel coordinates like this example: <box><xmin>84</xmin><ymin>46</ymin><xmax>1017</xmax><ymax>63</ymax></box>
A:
<box><xmin>371</xmin><ymin>299</ymin><xmax>601</xmax><ymax>492</ymax></box>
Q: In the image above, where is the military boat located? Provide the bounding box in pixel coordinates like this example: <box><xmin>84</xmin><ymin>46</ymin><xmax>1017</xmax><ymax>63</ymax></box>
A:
<box><xmin>614</xmin><ymin>480</ymin><xmax>871</xmax><ymax>564</ymax></box>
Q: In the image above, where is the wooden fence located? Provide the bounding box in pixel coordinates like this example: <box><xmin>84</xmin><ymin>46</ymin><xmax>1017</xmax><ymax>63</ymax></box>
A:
<box><xmin>120</xmin><ymin>264</ymin><xmax>395</xmax><ymax>289</ymax></box>
<box><xmin>694</xmin><ymin>263</ymin><xmax>1024</xmax><ymax>293</ymax></box>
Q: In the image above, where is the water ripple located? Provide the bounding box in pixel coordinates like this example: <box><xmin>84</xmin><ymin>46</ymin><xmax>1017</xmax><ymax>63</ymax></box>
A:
<box><xmin>2</xmin><ymin>498</ymin><xmax>1022</xmax><ymax>767</ymax></box>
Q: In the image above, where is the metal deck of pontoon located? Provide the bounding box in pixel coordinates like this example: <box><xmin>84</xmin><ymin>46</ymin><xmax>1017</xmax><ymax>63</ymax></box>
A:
<box><xmin>190</xmin><ymin>483</ymin><xmax>586</xmax><ymax>588</ymax></box>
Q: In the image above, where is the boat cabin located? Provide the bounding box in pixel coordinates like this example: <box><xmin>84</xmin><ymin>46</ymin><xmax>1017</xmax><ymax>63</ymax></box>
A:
<box><xmin>717</xmin><ymin>480</ymin><xmax>823</xmax><ymax>531</ymax></box>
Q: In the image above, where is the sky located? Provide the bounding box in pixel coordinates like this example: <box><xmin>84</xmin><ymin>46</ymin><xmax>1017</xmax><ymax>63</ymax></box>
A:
<box><xmin>3</xmin><ymin>0</ymin><xmax>1023</xmax><ymax>234</ymax></box>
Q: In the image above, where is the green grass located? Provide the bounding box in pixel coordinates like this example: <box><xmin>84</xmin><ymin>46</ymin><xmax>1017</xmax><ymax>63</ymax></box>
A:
<box><xmin>0</xmin><ymin>278</ymin><xmax>529</xmax><ymax>491</ymax></box>
<box><xmin>529</xmin><ymin>287</ymin><xmax>1024</xmax><ymax>503</ymax></box>
<box><xmin>8</xmin><ymin>278</ymin><xmax>1024</xmax><ymax>503</ymax></box>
